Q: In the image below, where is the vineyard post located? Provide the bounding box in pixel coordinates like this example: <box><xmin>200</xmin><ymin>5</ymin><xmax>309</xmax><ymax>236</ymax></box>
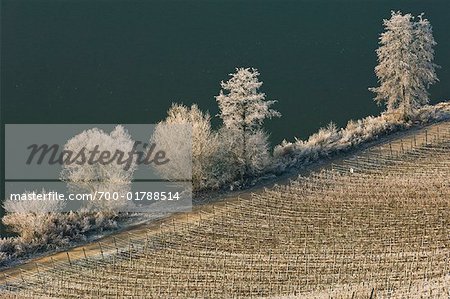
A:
<box><xmin>35</xmin><ymin>263</ymin><xmax>41</xmax><ymax>286</ymax></box>
<box><xmin>20</xmin><ymin>269</ymin><xmax>25</xmax><ymax>284</ymax></box>
<box><xmin>97</xmin><ymin>242</ymin><xmax>104</xmax><ymax>260</ymax></box>
<box><xmin>128</xmin><ymin>236</ymin><xmax>132</xmax><ymax>267</ymax></box>
<box><xmin>83</xmin><ymin>247</ymin><xmax>87</xmax><ymax>261</ymax></box>
<box><xmin>66</xmin><ymin>252</ymin><xmax>72</xmax><ymax>266</ymax></box>
<box><xmin>114</xmin><ymin>237</ymin><xmax>119</xmax><ymax>254</ymax></box>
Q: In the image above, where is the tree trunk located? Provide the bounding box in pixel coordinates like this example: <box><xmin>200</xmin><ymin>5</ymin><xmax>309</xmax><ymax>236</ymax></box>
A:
<box><xmin>402</xmin><ymin>85</ymin><xmax>409</xmax><ymax>121</ymax></box>
<box><xmin>241</xmin><ymin>106</ymin><xmax>247</xmax><ymax>181</ymax></box>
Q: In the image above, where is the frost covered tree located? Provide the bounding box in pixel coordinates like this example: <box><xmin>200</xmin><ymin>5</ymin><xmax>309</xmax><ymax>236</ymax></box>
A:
<box><xmin>412</xmin><ymin>14</ymin><xmax>439</xmax><ymax>107</ymax></box>
<box><xmin>60</xmin><ymin>125</ymin><xmax>137</xmax><ymax>212</ymax></box>
<box><xmin>152</xmin><ymin>104</ymin><xmax>221</xmax><ymax>190</ymax></box>
<box><xmin>370</xmin><ymin>11</ymin><xmax>439</xmax><ymax>120</ymax></box>
<box><xmin>216</xmin><ymin>68</ymin><xmax>280</xmax><ymax>179</ymax></box>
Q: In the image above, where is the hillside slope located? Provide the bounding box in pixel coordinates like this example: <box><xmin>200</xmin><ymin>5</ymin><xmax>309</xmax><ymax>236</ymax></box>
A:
<box><xmin>1</xmin><ymin>121</ymin><xmax>449</xmax><ymax>298</ymax></box>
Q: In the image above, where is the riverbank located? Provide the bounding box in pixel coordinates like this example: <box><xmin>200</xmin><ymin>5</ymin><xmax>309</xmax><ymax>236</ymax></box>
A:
<box><xmin>1</xmin><ymin>102</ymin><xmax>449</xmax><ymax>282</ymax></box>
<box><xmin>2</xmin><ymin>116</ymin><xmax>449</xmax><ymax>298</ymax></box>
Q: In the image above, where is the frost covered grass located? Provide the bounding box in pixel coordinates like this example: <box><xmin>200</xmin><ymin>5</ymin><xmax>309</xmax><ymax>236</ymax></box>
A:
<box><xmin>0</xmin><ymin>191</ymin><xmax>119</xmax><ymax>267</ymax></box>
<box><xmin>273</xmin><ymin>101</ymin><xmax>450</xmax><ymax>171</ymax></box>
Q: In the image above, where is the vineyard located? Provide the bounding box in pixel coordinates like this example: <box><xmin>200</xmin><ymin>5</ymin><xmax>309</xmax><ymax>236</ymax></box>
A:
<box><xmin>1</xmin><ymin>121</ymin><xmax>450</xmax><ymax>298</ymax></box>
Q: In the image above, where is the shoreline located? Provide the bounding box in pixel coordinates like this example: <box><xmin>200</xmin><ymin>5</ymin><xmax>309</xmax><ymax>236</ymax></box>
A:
<box><xmin>1</xmin><ymin>113</ymin><xmax>449</xmax><ymax>281</ymax></box>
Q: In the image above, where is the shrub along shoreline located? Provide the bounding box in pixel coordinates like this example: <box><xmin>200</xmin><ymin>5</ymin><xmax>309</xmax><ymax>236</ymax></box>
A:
<box><xmin>272</xmin><ymin>101</ymin><xmax>450</xmax><ymax>172</ymax></box>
